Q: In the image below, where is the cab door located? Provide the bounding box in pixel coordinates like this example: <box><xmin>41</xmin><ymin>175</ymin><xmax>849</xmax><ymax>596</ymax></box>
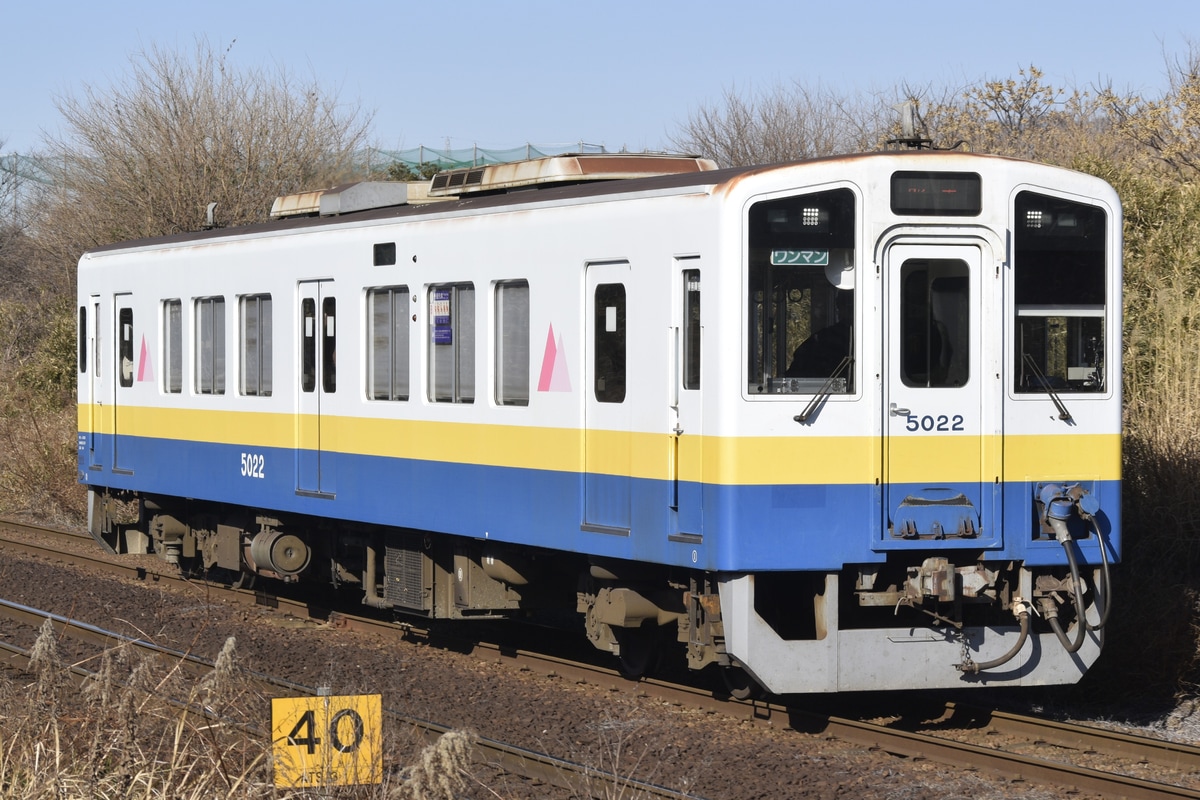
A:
<box><xmin>881</xmin><ymin>241</ymin><xmax>1000</xmax><ymax>549</ymax></box>
<box><xmin>670</xmin><ymin>260</ymin><xmax>704</xmax><ymax>540</ymax></box>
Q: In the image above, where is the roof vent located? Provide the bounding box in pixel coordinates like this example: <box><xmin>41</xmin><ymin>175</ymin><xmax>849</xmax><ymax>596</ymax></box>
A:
<box><xmin>426</xmin><ymin>152</ymin><xmax>717</xmax><ymax>197</ymax></box>
<box><xmin>271</xmin><ymin>181</ymin><xmax>450</xmax><ymax>219</ymax></box>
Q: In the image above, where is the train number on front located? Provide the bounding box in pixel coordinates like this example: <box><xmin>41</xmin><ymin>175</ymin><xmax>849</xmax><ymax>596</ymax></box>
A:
<box><xmin>904</xmin><ymin>414</ymin><xmax>965</xmax><ymax>432</ymax></box>
<box><xmin>241</xmin><ymin>452</ymin><xmax>266</xmax><ymax>478</ymax></box>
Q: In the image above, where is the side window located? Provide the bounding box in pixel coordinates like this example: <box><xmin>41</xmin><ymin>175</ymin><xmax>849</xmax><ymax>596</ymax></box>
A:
<box><xmin>746</xmin><ymin>187</ymin><xmax>856</xmax><ymax>395</ymax></box>
<box><xmin>239</xmin><ymin>294</ymin><xmax>272</xmax><ymax>396</ymax></box>
<box><xmin>78</xmin><ymin>306</ymin><xmax>87</xmax><ymax>374</ymax></box>
<box><xmin>301</xmin><ymin>298</ymin><xmax>316</xmax><ymax>393</ymax></box>
<box><xmin>94</xmin><ymin>301</ymin><xmax>101</xmax><ymax>378</ymax></box>
<box><xmin>495</xmin><ymin>280</ymin><xmax>529</xmax><ymax>406</ymax></box>
<box><xmin>683</xmin><ymin>270</ymin><xmax>701</xmax><ymax>390</ymax></box>
<box><xmin>163</xmin><ymin>299</ymin><xmax>182</xmax><ymax>393</ymax></box>
<box><xmin>594</xmin><ymin>283</ymin><xmax>626</xmax><ymax>403</ymax></box>
<box><xmin>322</xmin><ymin>297</ymin><xmax>336</xmax><ymax>393</ymax></box>
<box><xmin>368</xmin><ymin>286</ymin><xmax>410</xmax><ymax>401</ymax></box>
<box><xmin>118</xmin><ymin>307</ymin><xmax>134</xmax><ymax>388</ymax></box>
<box><xmin>1014</xmin><ymin>192</ymin><xmax>1107</xmax><ymax>393</ymax></box>
<box><xmin>428</xmin><ymin>283</ymin><xmax>475</xmax><ymax>403</ymax></box>
<box><xmin>899</xmin><ymin>260</ymin><xmax>970</xmax><ymax>388</ymax></box>
<box><xmin>195</xmin><ymin>296</ymin><xmax>226</xmax><ymax>395</ymax></box>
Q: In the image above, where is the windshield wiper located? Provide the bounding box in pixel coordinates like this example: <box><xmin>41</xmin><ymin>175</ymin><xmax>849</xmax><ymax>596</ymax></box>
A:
<box><xmin>1022</xmin><ymin>353</ymin><xmax>1073</xmax><ymax>422</ymax></box>
<box><xmin>794</xmin><ymin>356</ymin><xmax>853</xmax><ymax>424</ymax></box>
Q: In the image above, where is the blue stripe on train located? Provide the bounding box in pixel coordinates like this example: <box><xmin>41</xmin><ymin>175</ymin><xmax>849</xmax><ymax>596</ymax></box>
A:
<box><xmin>79</xmin><ymin>433</ymin><xmax>1120</xmax><ymax>572</ymax></box>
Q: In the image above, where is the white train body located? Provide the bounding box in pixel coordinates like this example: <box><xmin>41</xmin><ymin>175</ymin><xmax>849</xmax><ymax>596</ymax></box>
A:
<box><xmin>78</xmin><ymin>151</ymin><xmax>1121</xmax><ymax>693</ymax></box>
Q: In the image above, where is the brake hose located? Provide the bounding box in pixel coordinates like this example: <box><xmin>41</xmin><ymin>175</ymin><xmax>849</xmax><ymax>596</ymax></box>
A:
<box><xmin>958</xmin><ymin>600</ymin><xmax>1030</xmax><ymax>674</ymax></box>
<box><xmin>1083</xmin><ymin>517</ymin><xmax>1112</xmax><ymax>632</ymax></box>
<box><xmin>1046</xmin><ymin>540</ymin><xmax>1088</xmax><ymax>654</ymax></box>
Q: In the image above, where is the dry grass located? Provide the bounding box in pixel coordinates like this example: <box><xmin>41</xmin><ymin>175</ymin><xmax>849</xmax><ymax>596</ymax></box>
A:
<box><xmin>1073</xmin><ymin>164</ymin><xmax>1200</xmax><ymax>700</ymax></box>
<box><xmin>0</xmin><ymin>627</ymin><xmax>276</xmax><ymax>799</ymax></box>
<box><xmin>392</xmin><ymin>730</ymin><xmax>476</xmax><ymax>800</ymax></box>
<box><xmin>0</xmin><ymin>631</ymin><xmax>478</xmax><ymax>799</ymax></box>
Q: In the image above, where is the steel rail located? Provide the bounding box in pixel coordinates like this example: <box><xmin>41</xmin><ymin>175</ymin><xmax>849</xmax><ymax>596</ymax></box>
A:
<box><xmin>945</xmin><ymin>702</ymin><xmax>1200</xmax><ymax>773</ymax></box>
<box><xmin>788</xmin><ymin>708</ymin><xmax>1200</xmax><ymax>800</ymax></box>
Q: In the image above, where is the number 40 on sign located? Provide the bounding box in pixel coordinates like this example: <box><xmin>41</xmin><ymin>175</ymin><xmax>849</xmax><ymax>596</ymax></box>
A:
<box><xmin>271</xmin><ymin>693</ymin><xmax>382</xmax><ymax>788</ymax></box>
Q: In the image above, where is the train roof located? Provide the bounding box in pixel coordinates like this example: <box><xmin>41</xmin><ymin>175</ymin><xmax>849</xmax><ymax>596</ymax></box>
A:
<box><xmin>81</xmin><ymin>149</ymin><xmax>1051</xmax><ymax>258</ymax></box>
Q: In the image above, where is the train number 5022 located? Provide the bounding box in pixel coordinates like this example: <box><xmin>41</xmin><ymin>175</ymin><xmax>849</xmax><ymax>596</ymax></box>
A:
<box><xmin>240</xmin><ymin>452</ymin><xmax>266</xmax><ymax>479</ymax></box>
<box><xmin>904</xmin><ymin>414</ymin><xmax>965</xmax><ymax>432</ymax></box>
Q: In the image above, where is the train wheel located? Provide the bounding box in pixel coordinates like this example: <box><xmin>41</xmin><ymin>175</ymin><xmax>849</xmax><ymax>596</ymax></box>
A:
<box><xmin>614</xmin><ymin>624</ymin><xmax>662</xmax><ymax>679</ymax></box>
<box><xmin>722</xmin><ymin>665</ymin><xmax>762</xmax><ymax>700</ymax></box>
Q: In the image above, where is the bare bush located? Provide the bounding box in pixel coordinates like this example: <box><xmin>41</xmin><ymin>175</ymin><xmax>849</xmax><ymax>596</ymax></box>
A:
<box><xmin>671</xmin><ymin>82</ymin><xmax>890</xmax><ymax>167</ymax></box>
<box><xmin>38</xmin><ymin>37</ymin><xmax>374</xmax><ymax>284</ymax></box>
<box><xmin>1102</xmin><ymin>45</ymin><xmax>1200</xmax><ymax>178</ymax></box>
<box><xmin>0</xmin><ymin>140</ymin><xmax>50</xmax><ymax>302</ymax></box>
<box><xmin>906</xmin><ymin>66</ymin><xmax>1135</xmax><ymax>168</ymax></box>
<box><xmin>0</xmin><ymin>40</ymin><xmax>376</xmax><ymax>528</ymax></box>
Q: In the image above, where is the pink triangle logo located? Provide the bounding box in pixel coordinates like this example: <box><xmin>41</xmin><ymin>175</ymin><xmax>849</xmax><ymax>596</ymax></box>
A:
<box><xmin>537</xmin><ymin>324</ymin><xmax>571</xmax><ymax>392</ymax></box>
<box><xmin>136</xmin><ymin>334</ymin><xmax>154</xmax><ymax>382</ymax></box>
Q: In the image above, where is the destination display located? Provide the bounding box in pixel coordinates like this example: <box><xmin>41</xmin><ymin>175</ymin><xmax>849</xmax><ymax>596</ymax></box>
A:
<box><xmin>890</xmin><ymin>171</ymin><xmax>981</xmax><ymax>216</ymax></box>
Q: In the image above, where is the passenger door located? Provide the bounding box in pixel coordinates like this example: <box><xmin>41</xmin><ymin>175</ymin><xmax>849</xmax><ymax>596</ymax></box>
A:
<box><xmin>881</xmin><ymin>241</ymin><xmax>1000</xmax><ymax>549</ymax></box>
<box><xmin>112</xmin><ymin>293</ymin><xmax>135</xmax><ymax>474</ymax></box>
<box><xmin>296</xmin><ymin>281</ymin><xmax>337</xmax><ymax>497</ymax></box>
<box><xmin>583</xmin><ymin>262</ymin><xmax>632</xmax><ymax>534</ymax></box>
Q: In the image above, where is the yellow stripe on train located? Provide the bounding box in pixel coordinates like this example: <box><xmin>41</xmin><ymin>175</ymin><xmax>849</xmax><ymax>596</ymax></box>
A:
<box><xmin>79</xmin><ymin>404</ymin><xmax>1120</xmax><ymax>485</ymax></box>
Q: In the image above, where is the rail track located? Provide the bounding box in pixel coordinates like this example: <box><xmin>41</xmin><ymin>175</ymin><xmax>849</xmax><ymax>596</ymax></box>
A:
<box><xmin>2</xmin><ymin>518</ymin><xmax>1199</xmax><ymax>799</ymax></box>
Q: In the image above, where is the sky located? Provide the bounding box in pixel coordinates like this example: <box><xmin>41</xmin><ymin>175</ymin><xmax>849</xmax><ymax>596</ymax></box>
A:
<box><xmin>1</xmin><ymin>0</ymin><xmax>1198</xmax><ymax>157</ymax></box>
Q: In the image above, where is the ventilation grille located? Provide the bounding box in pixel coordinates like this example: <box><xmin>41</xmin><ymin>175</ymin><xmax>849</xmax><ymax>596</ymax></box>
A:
<box><xmin>385</xmin><ymin>539</ymin><xmax>427</xmax><ymax>610</ymax></box>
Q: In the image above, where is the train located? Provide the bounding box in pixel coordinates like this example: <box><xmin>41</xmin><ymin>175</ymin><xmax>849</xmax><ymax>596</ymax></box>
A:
<box><xmin>77</xmin><ymin>149</ymin><xmax>1121</xmax><ymax>694</ymax></box>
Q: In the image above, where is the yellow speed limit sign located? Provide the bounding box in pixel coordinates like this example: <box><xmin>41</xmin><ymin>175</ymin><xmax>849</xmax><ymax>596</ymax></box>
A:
<box><xmin>272</xmin><ymin>693</ymin><xmax>382</xmax><ymax>787</ymax></box>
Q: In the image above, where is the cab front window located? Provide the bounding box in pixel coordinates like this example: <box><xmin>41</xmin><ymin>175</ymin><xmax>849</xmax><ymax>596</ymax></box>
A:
<box><xmin>1014</xmin><ymin>192</ymin><xmax>1107</xmax><ymax>394</ymax></box>
<box><xmin>747</xmin><ymin>188</ymin><xmax>856</xmax><ymax>395</ymax></box>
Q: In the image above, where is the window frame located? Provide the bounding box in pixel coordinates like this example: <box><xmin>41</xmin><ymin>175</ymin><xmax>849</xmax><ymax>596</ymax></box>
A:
<box><xmin>163</xmin><ymin>299</ymin><xmax>182</xmax><ymax>394</ymax></box>
<box><xmin>77</xmin><ymin>306</ymin><xmax>87</xmax><ymax>374</ymax></box>
<box><xmin>495</xmin><ymin>279</ymin><xmax>530</xmax><ymax>407</ymax></box>
<box><xmin>367</xmin><ymin>285</ymin><xmax>411</xmax><ymax>401</ymax></box>
<box><xmin>683</xmin><ymin>269</ymin><xmax>701</xmax><ymax>391</ymax></box>
<box><xmin>744</xmin><ymin>186</ymin><xmax>857</xmax><ymax>397</ymax></box>
<box><xmin>238</xmin><ymin>293</ymin><xmax>273</xmax><ymax>397</ymax></box>
<box><xmin>195</xmin><ymin>295</ymin><xmax>226</xmax><ymax>395</ymax></box>
<box><xmin>593</xmin><ymin>282</ymin><xmax>627</xmax><ymax>404</ymax></box>
<box><xmin>427</xmin><ymin>282</ymin><xmax>475</xmax><ymax>404</ymax></box>
<box><xmin>118</xmin><ymin>307</ymin><xmax>134</xmax><ymax>388</ymax></box>
<box><xmin>1011</xmin><ymin>189</ymin><xmax>1109</xmax><ymax>396</ymax></box>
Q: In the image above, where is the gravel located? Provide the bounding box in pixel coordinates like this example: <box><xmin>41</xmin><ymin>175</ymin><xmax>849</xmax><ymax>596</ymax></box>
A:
<box><xmin>0</xmin><ymin>545</ymin><xmax>1105</xmax><ymax>799</ymax></box>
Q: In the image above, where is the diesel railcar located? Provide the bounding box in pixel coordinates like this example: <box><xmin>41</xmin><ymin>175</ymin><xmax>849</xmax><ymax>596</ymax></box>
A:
<box><xmin>78</xmin><ymin>150</ymin><xmax>1121</xmax><ymax>693</ymax></box>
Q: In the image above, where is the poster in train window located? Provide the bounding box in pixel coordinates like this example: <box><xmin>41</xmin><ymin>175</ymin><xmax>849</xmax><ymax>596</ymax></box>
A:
<box><xmin>431</xmin><ymin>288</ymin><xmax>452</xmax><ymax>344</ymax></box>
<box><xmin>428</xmin><ymin>283</ymin><xmax>475</xmax><ymax>403</ymax></box>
